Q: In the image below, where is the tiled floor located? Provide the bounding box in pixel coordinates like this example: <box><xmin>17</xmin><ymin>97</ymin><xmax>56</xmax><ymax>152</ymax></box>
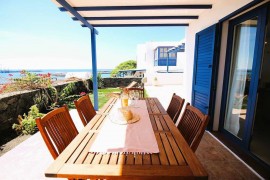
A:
<box><xmin>0</xmin><ymin>85</ymin><xmax>262</xmax><ymax>179</ymax></box>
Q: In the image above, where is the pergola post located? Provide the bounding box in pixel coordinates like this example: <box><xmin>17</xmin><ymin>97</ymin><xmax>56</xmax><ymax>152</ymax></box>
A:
<box><xmin>166</xmin><ymin>52</ymin><xmax>169</xmax><ymax>73</ymax></box>
<box><xmin>91</xmin><ymin>29</ymin><xmax>98</xmax><ymax>110</ymax></box>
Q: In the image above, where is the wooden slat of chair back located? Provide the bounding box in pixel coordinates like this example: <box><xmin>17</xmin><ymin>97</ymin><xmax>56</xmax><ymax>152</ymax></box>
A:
<box><xmin>167</xmin><ymin>93</ymin><xmax>185</xmax><ymax>123</ymax></box>
<box><xmin>177</xmin><ymin>103</ymin><xmax>209</xmax><ymax>152</ymax></box>
<box><xmin>126</xmin><ymin>81</ymin><xmax>138</xmax><ymax>88</ymax></box>
<box><xmin>36</xmin><ymin>105</ymin><xmax>78</xmax><ymax>159</ymax></box>
<box><xmin>74</xmin><ymin>95</ymin><xmax>96</xmax><ymax>126</ymax></box>
<box><xmin>127</xmin><ymin>87</ymin><xmax>144</xmax><ymax>99</ymax></box>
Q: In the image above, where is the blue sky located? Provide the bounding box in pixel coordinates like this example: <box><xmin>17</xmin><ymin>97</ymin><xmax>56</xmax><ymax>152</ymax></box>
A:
<box><xmin>0</xmin><ymin>0</ymin><xmax>186</xmax><ymax>70</ymax></box>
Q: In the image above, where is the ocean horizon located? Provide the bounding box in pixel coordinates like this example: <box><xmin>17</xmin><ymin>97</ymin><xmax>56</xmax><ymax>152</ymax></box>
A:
<box><xmin>0</xmin><ymin>68</ymin><xmax>112</xmax><ymax>73</ymax></box>
<box><xmin>0</xmin><ymin>69</ymin><xmax>112</xmax><ymax>84</ymax></box>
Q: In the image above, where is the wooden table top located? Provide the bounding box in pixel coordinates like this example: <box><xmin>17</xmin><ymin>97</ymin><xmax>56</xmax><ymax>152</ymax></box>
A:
<box><xmin>45</xmin><ymin>97</ymin><xmax>208</xmax><ymax>179</ymax></box>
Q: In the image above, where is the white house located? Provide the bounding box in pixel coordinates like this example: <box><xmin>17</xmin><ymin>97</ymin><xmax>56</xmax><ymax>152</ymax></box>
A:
<box><xmin>136</xmin><ymin>40</ymin><xmax>186</xmax><ymax>85</ymax></box>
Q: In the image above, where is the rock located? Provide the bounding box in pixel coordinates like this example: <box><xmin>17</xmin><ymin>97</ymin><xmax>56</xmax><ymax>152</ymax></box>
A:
<box><xmin>7</xmin><ymin>97</ymin><xmax>17</xmax><ymax>105</ymax></box>
<box><xmin>0</xmin><ymin>102</ymin><xmax>8</xmax><ymax>111</ymax></box>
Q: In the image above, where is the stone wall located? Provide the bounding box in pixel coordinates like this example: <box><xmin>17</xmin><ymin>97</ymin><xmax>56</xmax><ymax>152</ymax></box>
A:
<box><xmin>103</xmin><ymin>78</ymin><xmax>142</xmax><ymax>88</ymax></box>
<box><xmin>0</xmin><ymin>80</ymin><xmax>91</xmax><ymax>133</ymax></box>
<box><xmin>0</xmin><ymin>78</ymin><xmax>141</xmax><ymax>134</ymax></box>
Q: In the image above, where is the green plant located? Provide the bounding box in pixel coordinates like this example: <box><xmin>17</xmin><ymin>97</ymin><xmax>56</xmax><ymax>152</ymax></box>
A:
<box><xmin>110</xmin><ymin>60</ymin><xmax>137</xmax><ymax>77</ymax></box>
<box><xmin>12</xmin><ymin>105</ymin><xmax>44</xmax><ymax>135</ymax></box>
<box><xmin>32</xmin><ymin>81</ymin><xmax>88</xmax><ymax>110</ymax></box>
<box><xmin>43</xmin><ymin>82</ymin><xmax>84</xmax><ymax>109</ymax></box>
<box><xmin>58</xmin><ymin>82</ymin><xmax>80</xmax><ymax>107</ymax></box>
<box><xmin>0</xmin><ymin>70</ymin><xmax>53</xmax><ymax>93</ymax></box>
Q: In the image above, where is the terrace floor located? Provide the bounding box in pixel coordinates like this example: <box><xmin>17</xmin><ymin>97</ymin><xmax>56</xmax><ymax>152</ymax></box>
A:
<box><xmin>0</xmin><ymin>85</ymin><xmax>262</xmax><ymax>179</ymax></box>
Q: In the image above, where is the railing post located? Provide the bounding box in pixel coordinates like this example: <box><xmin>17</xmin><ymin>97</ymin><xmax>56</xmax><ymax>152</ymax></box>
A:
<box><xmin>91</xmin><ymin>29</ymin><xmax>98</xmax><ymax>110</ymax></box>
<box><xmin>166</xmin><ymin>52</ymin><xmax>169</xmax><ymax>73</ymax></box>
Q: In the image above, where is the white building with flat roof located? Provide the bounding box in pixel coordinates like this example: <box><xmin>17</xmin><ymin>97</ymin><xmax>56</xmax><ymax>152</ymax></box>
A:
<box><xmin>136</xmin><ymin>40</ymin><xmax>186</xmax><ymax>85</ymax></box>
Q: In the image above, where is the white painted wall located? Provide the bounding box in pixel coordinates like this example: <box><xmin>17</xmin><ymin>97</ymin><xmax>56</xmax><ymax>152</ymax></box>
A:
<box><xmin>151</xmin><ymin>72</ymin><xmax>183</xmax><ymax>85</ymax></box>
<box><xmin>185</xmin><ymin>0</ymin><xmax>253</xmax><ymax>130</ymax></box>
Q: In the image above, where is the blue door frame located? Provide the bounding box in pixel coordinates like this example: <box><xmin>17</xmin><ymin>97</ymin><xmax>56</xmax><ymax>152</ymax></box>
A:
<box><xmin>219</xmin><ymin>4</ymin><xmax>268</xmax><ymax>161</ymax></box>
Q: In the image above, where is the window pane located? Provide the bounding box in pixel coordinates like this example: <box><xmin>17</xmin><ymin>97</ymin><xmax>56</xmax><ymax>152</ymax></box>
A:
<box><xmin>164</xmin><ymin>53</ymin><xmax>168</xmax><ymax>58</ymax></box>
<box><xmin>224</xmin><ymin>17</ymin><xmax>258</xmax><ymax>139</ymax></box>
<box><xmin>250</xmin><ymin>10</ymin><xmax>270</xmax><ymax>166</ymax></box>
<box><xmin>169</xmin><ymin>53</ymin><xmax>176</xmax><ymax>58</ymax></box>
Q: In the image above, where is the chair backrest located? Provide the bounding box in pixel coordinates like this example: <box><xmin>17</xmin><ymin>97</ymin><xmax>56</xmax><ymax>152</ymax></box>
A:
<box><xmin>74</xmin><ymin>95</ymin><xmax>96</xmax><ymax>126</ymax></box>
<box><xmin>126</xmin><ymin>81</ymin><xmax>138</xmax><ymax>88</ymax></box>
<box><xmin>36</xmin><ymin>105</ymin><xmax>78</xmax><ymax>159</ymax></box>
<box><xmin>127</xmin><ymin>87</ymin><xmax>144</xmax><ymax>99</ymax></box>
<box><xmin>177</xmin><ymin>103</ymin><xmax>209</xmax><ymax>152</ymax></box>
<box><xmin>167</xmin><ymin>93</ymin><xmax>185</xmax><ymax>123</ymax></box>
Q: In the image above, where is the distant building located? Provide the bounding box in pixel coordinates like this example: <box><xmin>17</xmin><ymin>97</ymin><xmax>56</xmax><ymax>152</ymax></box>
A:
<box><xmin>136</xmin><ymin>40</ymin><xmax>186</xmax><ymax>85</ymax></box>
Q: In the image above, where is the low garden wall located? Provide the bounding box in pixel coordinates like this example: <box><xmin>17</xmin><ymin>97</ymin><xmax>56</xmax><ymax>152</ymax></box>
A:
<box><xmin>0</xmin><ymin>80</ymin><xmax>92</xmax><ymax>134</ymax></box>
<box><xmin>0</xmin><ymin>77</ymin><xmax>141</xmax><ymax>135</ymax></box>
<box><xmin>103</xmin><ymin>77</ymin><xmax>142</xmax><ymax>88</ymax></box>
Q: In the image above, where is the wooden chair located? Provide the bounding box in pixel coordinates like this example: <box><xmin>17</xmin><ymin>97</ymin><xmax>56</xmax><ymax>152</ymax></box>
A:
<box><xmin>111</xmin><ymin>81</ymin><xmax>138</xmax><ymax>97</ymax></box>
<box><xmin>127</xmin><ymin>87</ymin><xmax>144</xmax><ymax>99</ymax></box>
<box><xmin>177</xmin><ymin>103</ymin><xmax>209</xmax><ymax>152</ymax></box>
<box><xmin>74</xmin><ymin>95</ymin><xmax>96</xmax><ymax>126</ymax></box>
<box><xmin>36</xmin><ymin>105</ymin><xmax>78</xmax><ymax>159</ymax></box>
<box><xmin>126</xmin><ymin>81</ymin><xmax>138</xmax><ymax>88</ymax></box>
<box><xmin>167</xmin><ymin>93</ymin><xmax>185</xmax><ymax>124</ymax></box>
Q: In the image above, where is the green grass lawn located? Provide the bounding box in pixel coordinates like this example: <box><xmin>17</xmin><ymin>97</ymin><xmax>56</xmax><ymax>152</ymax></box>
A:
<box><xmin>90</xmin><ymin>88</ymin><xmax>121</xmax><ymax>109</ymax></box>
<box><xmin>68</xmin><ymin>87</ymin><xmax>148</xmax><ymax>110</ymax></box>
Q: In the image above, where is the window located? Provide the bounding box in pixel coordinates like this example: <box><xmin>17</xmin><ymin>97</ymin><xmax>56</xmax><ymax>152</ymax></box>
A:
<box><xmin>154</xmin><ymin>46</ymin><xmax>177</xmax><ymax>66</ymax></box>
<box><xmin>169</xmin><ymin>53</ymin><xmax>176</xmax><ymax>58</ymax></box>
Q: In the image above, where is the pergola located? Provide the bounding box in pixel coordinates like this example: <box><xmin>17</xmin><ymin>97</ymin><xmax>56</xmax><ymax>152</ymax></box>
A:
<box><xmin>51</xmin><ymin>0</ymin><xmax>213</xmax><ymax>110</ymax></box>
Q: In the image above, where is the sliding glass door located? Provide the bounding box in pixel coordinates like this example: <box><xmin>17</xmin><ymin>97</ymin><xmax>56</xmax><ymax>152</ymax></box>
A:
<box><xmin>222</xmin><ymin>5</ymin><xmax>270</xmax><ymax>167</ymax></box>
<box><xmin>250</xmin><ymin>9</ymin><xmax>270</xmax><ymax>166</ymax></box>
<box><xmin>224</xmin><ymin>17</ymin><xmax>257</xmax><ymax>140</ymax></box>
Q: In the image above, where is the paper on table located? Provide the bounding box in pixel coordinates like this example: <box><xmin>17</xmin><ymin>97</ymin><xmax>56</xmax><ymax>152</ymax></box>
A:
<box><xmin>89</xmin><ymin>100</ymin><xmax>159</xmax><ymax>154</ymax></box>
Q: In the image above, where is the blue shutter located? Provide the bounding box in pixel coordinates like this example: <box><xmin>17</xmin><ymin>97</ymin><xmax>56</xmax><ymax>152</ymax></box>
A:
<box><xmin>192</xmin><ymin>24</ymin><xmax>218</xmax><ymax>119</ymax></box>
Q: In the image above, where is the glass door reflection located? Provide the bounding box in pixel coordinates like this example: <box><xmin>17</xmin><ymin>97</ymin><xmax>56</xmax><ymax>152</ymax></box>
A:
<box><xmin>224</xmin><ymin>17</ymin><xmax>258</xmax><ymax>139</ymax></box>
<box><xmin>250</xmin><ymin>10</ymin><xmax>270</xmax><ymax>166</ymax></box>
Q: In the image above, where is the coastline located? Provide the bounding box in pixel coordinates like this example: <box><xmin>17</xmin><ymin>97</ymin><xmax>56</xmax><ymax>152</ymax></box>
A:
<box><xmin>0</xmin><ymin>69</ymin><xmax>112</xmax><ymax>85</ymax></box>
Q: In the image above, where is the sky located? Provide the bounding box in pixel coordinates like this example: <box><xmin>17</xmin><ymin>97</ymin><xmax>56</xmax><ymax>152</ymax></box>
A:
<box><xmin>0</xmin><ymin>0</ymin><xmax>186</xmax><ymax>70</ymax></box>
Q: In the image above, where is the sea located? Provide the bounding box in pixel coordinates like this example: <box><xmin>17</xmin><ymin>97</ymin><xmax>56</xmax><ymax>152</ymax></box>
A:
<box><xmin>0</xmin><ymin>69</ymin><xmax>112</xmax><ymax>84</ymax></box>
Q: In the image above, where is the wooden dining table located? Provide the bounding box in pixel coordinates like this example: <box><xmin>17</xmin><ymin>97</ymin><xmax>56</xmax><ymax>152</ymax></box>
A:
<box><xmin>45</xmin><ymin>97</ymin><xmax>208</xmax><ymax>179</ymax></box>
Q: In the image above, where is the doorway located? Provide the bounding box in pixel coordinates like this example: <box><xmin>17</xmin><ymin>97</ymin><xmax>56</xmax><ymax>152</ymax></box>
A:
<box><xmin>221</xmin><ymin>5</ymin><xmax>270</xmax><ymax>167</ymax></box>
<box><xmin>250</xmin><ymin>9</ymin><xmax>270</xmax><ymax>166</ymax></box>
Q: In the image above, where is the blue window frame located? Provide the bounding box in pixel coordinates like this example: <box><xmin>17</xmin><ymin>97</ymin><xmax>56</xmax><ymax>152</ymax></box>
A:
<box><xmin>154</xmin><ymin>46</ymin><xmax>177</xmax><ymax>66</ymax></box>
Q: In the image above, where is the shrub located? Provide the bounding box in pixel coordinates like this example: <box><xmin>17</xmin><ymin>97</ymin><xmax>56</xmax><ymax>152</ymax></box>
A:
<box><xmin>0</xmin><ymin>70</ymin><xmax>53</xmax><ymax>93</ymax></box>
<box><xmin>12</xmin><ymin>105</ymin><xmax>44</xmax><ymax>135</ymax></box>
<box><xmin>42</xmin><ymin>83</ymin><xmax>84</xmax><ymax>109</ymax></box>
<box><xmin>110</xmin><ymin>60</ymin><xmax>137</xmax><ymax>77</ymax></box>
